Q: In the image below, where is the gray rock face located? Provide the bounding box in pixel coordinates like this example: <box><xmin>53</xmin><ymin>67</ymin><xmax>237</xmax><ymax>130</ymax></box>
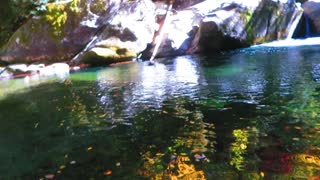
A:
<box><xmin>302</xmin><ymin>1</ymin><xmax>320</xmax><ymax>35</ymax></box>
<box><xmin>0</xmin><ymin>0</ymin><xmax>303</xmax><ymax>65</ymax></box>
<box><xmin>141</xmin><ymin>8</ymin><xmax>202</xmax><ymax>59</ymax></box>
<box><xmin>142</xmin><ymin>0</ymin><xmax>302</xmax><ymax>59</ymax></box>
<box><xmin>73</xmin><ymin>0</ymin><xmax>157</xmax><ymax>65</ymax></box>
<box><xmin>0</xmin><ymin>0</ymin><xmax>157</xmax><ymax>65</ymax></box>
<box><xmin>0</xmin><ymin>0</ymin><xmax>100</xmax><ymax>64</ymax></box>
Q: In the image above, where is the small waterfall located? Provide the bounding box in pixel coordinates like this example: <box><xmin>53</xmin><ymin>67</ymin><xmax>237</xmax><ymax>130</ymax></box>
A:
<box><xmin>286</xmin><ymin>4</ymin><xmax>303</xmax><ymax>40</ymax></box>
<box><xmin>305</xmin><ymin>13</ymin><xmax>311</xmax><ymax>38</ymax></box>
<box><xmin>257</xmin><ymin>3</ymin><xmax>320</xmax><ymax>47</ymax></box>
<box><xmin>149</xmin><ymin>3</ymin><xmax>173</xmax><ymax>63</ymax></box>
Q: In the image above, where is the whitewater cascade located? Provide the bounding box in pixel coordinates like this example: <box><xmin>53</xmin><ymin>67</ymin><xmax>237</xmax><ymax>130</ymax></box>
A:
<box><xmin>286</xmin><ymin>3</ymin><xmax>303</xmax><ymax>40</ymax></box>
<box><xmin>149</xmin><ymin>3</ymin><xmax>173</xmax><ymax>63</ymax></box>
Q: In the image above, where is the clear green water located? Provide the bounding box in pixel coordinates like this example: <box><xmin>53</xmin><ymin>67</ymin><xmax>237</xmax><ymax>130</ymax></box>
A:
<box><xmin>1</xmin><ymin>46</ymin><xmax>320</xmax><ymax>179</ymax></box>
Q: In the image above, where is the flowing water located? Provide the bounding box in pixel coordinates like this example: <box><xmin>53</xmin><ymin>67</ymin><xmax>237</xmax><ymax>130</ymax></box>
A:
<box><xmin>1</xmin><ymin>45</ymin><xmax>320</xmax><ymax>179</ymax></box>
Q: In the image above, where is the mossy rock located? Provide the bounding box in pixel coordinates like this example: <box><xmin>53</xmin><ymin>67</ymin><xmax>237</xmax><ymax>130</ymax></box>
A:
<box><xmin>0</xmin><ymin>0</ymin><xmax>106</xmax><ymax>64</ymax></box>
<box><xmin>82</xmin><ymin>47</ymin><xmax>137</xmax><ymax>65</ymax></box>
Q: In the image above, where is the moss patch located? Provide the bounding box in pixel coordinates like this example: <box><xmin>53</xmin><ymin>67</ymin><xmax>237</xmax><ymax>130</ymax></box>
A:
<box><xmin>90</xmin><ymin>0</ymin><xmax>107</xmax><ymax>14</ymax></box>
<box><xmin>44</xmin><ymin>3</ymin><xmax>68</xmax><ymax>37</ymax></box>
<box><xmin>243</xmin><ymin>10</ymin><xmax>254</xmax><ymax>44</ymax></box>
<box><xmin>82</xmin><ymin>46</ymin><xmax>137</xmax><ymax>65</ymax></box>
<box><xmin>43</xmin><ymin>0</ymin><xmax>81</xmax><ymax>38</ymax></box>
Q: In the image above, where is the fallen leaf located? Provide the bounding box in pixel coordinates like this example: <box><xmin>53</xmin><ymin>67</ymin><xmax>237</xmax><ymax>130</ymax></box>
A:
<box><xmin>59</xmin><ymin>165</ymin><xmax>66</xmax><ymax>169</ymax></box>
<box><xmin>284</xmin><ymin>126</ymin><xmax>290</xmax><ymax>131</ymax></box>
<box><xmin>87</xmin><ymin>147</ymin><xmax>93</xmax><ymax>151</ymax></box>
<box><xmin>70</xmin><ymin>160</ymin><xmax>76</xmax><ymax>164</ymax></box>
<box><xmin>240</xmin><ymin>143</ymin><xmax>247</xmax><ymax>149</ymax></box>
<box><xmin>104</xmin><ymin>170</ymin><xmax>112</xmax><ymax>176</ymax></box>
<box><xmin>45</xmin><ymin>174</ymin><xmax>55</xmax><ymax>179</ymax></box>
<box><xmin>99</xmin><ymin>114</ymin><xmax>107</xmax><ymax>118</ymax></box>
<box><xmin>308</xmin><ymin>176</ymin><xmax>320</xmax><ymax>180</ymax></box>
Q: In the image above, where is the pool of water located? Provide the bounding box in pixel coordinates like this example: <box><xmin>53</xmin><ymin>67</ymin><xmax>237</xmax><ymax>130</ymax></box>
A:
<box><xmin>1</xmin><ymin>45</ymin><xmax>320</xmax><ymax>179</ymax></box>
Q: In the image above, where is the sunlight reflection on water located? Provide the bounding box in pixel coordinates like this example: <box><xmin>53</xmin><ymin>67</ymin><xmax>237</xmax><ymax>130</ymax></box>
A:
<box><xmin>96</xmin><ymin>56</ymin><xmax>202</xmax><ymax>117</ymax></box>
<box><xmin>1</xmin><ymin>45</ymin><xmax>320</xmax><ymax>179</ymax></box>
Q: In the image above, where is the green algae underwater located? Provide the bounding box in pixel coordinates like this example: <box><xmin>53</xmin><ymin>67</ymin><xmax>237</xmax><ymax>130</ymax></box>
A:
<box><xmin>1</xmin><ymin>45</ymin><xmax>320</xmax><ymax>179</ymax></box>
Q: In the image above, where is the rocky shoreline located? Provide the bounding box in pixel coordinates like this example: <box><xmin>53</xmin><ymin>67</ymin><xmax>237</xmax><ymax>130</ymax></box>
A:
<box><xmin>1</xmin><ymin>0</ymin><xmax>320</xmax><ymax>80</ymax></box>
<box><xmin>0</xmin><ymin>0</ymin><xmax>304</xmax><ymax>63</ymax></box>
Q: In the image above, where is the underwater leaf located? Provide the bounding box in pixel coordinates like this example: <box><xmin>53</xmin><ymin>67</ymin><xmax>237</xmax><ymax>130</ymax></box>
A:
<box><xmin>104</xmin><ymin>170</ymin><xmax>112</xmax><ymax>176</ymax></box>
<box><xmin>45</xmin><ymin>174</ymin><xmax>55</xmax><ymax>179</ymax></box>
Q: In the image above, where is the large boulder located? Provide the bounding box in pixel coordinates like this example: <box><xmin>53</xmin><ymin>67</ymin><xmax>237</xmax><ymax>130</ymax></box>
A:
<box><xmin>0</xmin><ymin>0</ymin><xmax>99</xmax><ymax>64</ymax></box>
<box><xmin>73</xmin><ymin>0</ymin><xmax>157</xmax><ymax>65</ymax></box>
<box><xmin>141</xmin><ymin>8</ymin><xmax>202</xmax><ymax>59</ymax></box>
<box><xmin>142</xmin><ymin>0</ymin><xmax>302</xmax><ymax>59</ymax></box>
<box><xmin>0</xmin><ymin>0</ymin><xmax>303</xmax><ymax>64</ymax></box>
<box><xmin>198</xmin><ymin>0</ymin><xmax>302</xmax><ymax>51</ymax></box>
<box><xmin>0</xmin><ymin>0</ymin><xmax>156</xmax><ymax>65</ymax></box>
<box><xmin>301</xmin><ymin>1</ymin><xmax>320</xmax><ymax>36</ymax></box>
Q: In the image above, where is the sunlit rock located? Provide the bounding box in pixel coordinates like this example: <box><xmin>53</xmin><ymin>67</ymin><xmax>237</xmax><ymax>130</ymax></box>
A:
<box><xmin>141</xmin><ymin>8</ymin><xmax>202</xmax><ymax>59</ymax></box>
<box><xmin>0</xmin><ymin>0</ymin><xmax>303</xmax><ymax>64</ymax></box>
<box><xmin>81</xmin><ymin>46</ymin><xmax>136</xmax><ymax>65</ymax></box>
<box><xmin>197</xmin><ymin>0</ymin><xmax>303</xmax><ymax>50</ymax></box>
<box><xmin>0</xmin><ymin>67</ymin><xmax>12</xmax><ymax>79</ymax></box>
<box><xmin>74</xmin><ymin>0</ymin><xmax>157</xmax><ymax>65</ymax></box>
<box><xmin>170</xmin><ymin>0</ymin><xmax>204</xmax><ymax>10</ymax></box>
<box><xmin>40</xmin><ymin>63</ymin><xmax>70</xmax><ymax>79</ymax></box>
<box><xmin>0</xmin><ymin>0</ymin><xmax>156</xmax><ymax>65</ymax></box>
<box><xmin>27</xmin><ymin>64</ymin><xmax>46</xmax><ymax>72</ymax></box>
<box><xmin>0</xmin><ymin>63</ymin><xmax>69</xmax><ymax>80</ymax></box>
<box><xmin>142</xmin><ymin>0</ymin><xmax>302</xmax><ymax>59</ymax></box>
<box><xmin>8</xmin><ymin>64</ymin><xmax>28</xmax><ymax>72</ymax></box>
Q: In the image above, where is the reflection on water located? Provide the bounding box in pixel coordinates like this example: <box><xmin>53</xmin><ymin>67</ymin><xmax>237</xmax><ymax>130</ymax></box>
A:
<box><xmin>0</xmin><ymin>45</ymin><xmax>320</xmax><ymax>179</ymax></box>
<box><xmin>96</xmin><ymin>56</ymin><xmax>203</xmax><ymax>118</ymax></box>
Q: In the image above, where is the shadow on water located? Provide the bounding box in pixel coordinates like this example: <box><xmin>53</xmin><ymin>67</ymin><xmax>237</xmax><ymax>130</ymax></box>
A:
<box><xmin>0</xmin><ymin>46</ymin><xmax>320</xmax><ymax>179</ymax></box>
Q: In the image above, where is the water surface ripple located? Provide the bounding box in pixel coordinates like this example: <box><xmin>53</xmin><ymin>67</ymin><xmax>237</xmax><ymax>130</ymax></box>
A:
<box><xmin>0</xmin><ymin>45</ymin><xmax>320</xmax><ymax>179</ymax></box>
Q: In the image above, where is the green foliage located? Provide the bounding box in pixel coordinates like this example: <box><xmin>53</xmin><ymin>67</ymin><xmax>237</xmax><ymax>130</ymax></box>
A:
<box><xmin>243</xmin><ymin>11</ymin><xmax>254</xmax><ymax>44</ymax></box>
<box><xmin>43</xmin><ymin>0</ymin><xmax>81</xmax><ymax>37</ymax></box>
<box><xmin>0</xmin><ymin>0</ymin><xmax>82</xmax><ymax>45</ymax></box>
<box><xmin>90</xmin><ymin>0</ymin><xmax>107</xmax><ymax>14</ymax></box>
<box><xmin>229</xmin><ymin>129</ymin><xmax>249</xmax><ymax>171</ymax></box>
<box><xmin>44</xmin><ymin>3</ymin><xmax>68</xmax><ymax>37</ymax></box>
<box><xmin>0</xmin><ymin>0</ymin><xmax>58</xmax><ymax>46</ymax></box>
<box><xmin>70</xmin><ymin>0</ymin><xmax>80</xmax><ymax>13</ymax></box>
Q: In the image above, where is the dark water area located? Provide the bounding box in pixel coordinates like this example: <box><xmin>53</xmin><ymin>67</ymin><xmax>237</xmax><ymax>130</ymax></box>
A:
<box><xmin>1</xmin><ymin>45</ymin><xmax>320</xmax><ymax>179</ymax></box>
